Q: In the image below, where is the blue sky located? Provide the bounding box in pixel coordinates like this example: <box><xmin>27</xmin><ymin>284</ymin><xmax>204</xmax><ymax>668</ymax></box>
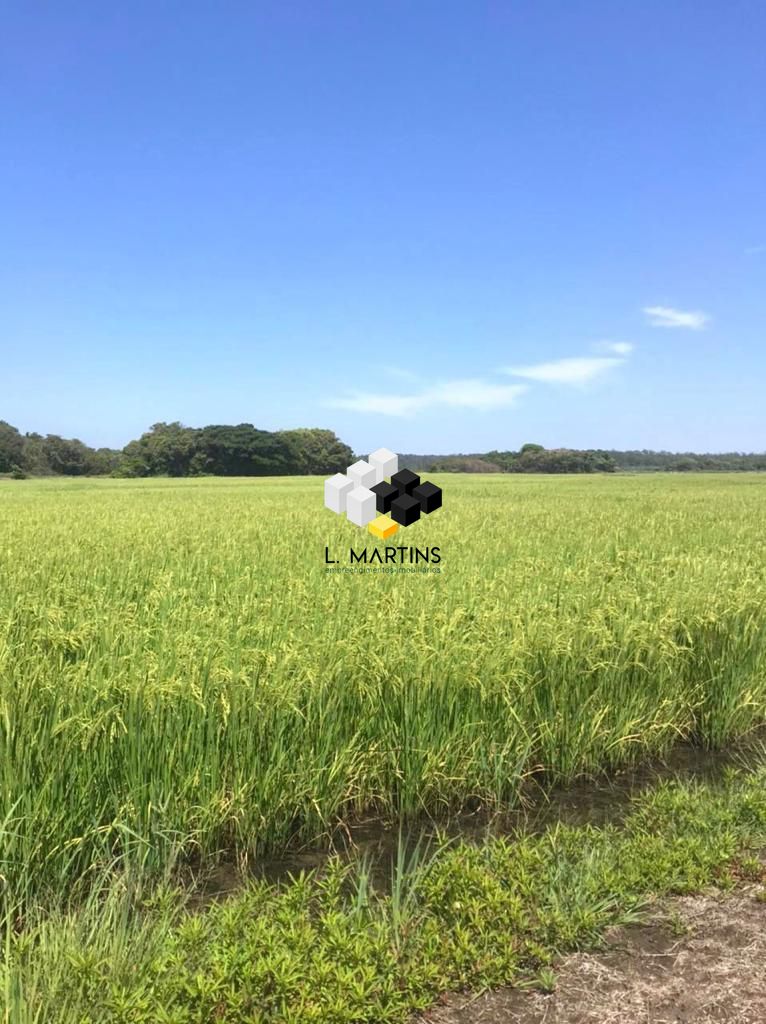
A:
<box><xmin>1</xmin><ymin>1</ymin><xmax>764</xmax><ymax>454</ymax></box>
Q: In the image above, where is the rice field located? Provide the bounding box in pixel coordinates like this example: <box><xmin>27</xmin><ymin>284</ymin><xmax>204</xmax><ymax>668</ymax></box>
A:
<box><xmin>2</xmin><ymin>472</ymin><xmax>766</xmax><ymax>920</ymax></box>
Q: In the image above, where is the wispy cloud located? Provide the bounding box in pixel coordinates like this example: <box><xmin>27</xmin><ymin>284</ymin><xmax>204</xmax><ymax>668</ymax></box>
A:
<box><xmin>335</xmin><ymin>339</ymin><xmax>634</xmax><ymax>415</ymax></box>
<box><xmin>593</xmin><ymin>340</ymin><xmax>634</xmax><ymax>355</ymax></box>
<box><xmin>643</xmin><ymin>305</ymin><xmax>710</xmax><ymax>329</ymax></box>
<box><xmin>745</xmin><ymin>244</ymin><xmax>766</xmax><ymax>256</ymax></box>
<box><xmin>502</xmin><ymin>355</ymin><xmax>625</xmax><ymax>385</ymax></box>
<box><xmin>325</xmin><ymin>378</ymin><xmax>528</xmax><ymax>417</ymax></box>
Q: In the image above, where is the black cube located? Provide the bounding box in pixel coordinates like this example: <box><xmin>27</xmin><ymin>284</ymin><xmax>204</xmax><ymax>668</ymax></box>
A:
<box><xmin>391</xmin><ymin>468</ymin><xmax>420</xmax><ymax>496</ymax></box>
<box><xmin>390</xmin><ymin>493</ymin><xmax>421</xmax><ymax>527</ymax></box>
<box><xmin>371</xmin><ymin>480</ymin><xmax>399</xmax><ymax>514</ymax></box>
<box><xmin>412</xmin><ymin>481</ymin><xmax>442</xmax><ymax>514</ymax></box>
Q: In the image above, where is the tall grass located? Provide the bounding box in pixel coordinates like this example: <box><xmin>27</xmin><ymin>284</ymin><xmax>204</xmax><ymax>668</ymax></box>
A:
<box><xmin>5</xmin><ymin>767</ymin><xmax>766</xmax><ymax>1023</ymax></box>
<box><xmin>1</xmin><ymin>473</ymin><xmax>766</xmax><ymax>917</ymax></box>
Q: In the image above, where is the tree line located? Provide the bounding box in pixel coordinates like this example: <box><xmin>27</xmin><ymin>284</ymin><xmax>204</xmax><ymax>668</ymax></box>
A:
<box><xmin>401</xmin><ymin>443</ymin><xmax>766</xmax><ymax>474</ymax></box>
<box><xmin>400</xmin><ymin>444</ymin><xmax>617</xmax><ymax>473</ymax></box>
<box><xmin>0</xmin><ymin>421</ymin><xmax>353</xmax><ymax>478</ymax></box>
<box><xmin>603</xmin><ymin>449</ymin><xmax>766</xmax><ymax>472</ymax></box>
<box><xmin>2</xmin><ymin>420</ymin><xmax>764</xmax><ymax>477</ymax></box>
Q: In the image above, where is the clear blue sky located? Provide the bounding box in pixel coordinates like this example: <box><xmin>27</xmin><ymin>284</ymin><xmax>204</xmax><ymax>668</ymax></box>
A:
<box><xmin>2</xmin><ymin>1</ymin><xmax>764</xmax><ymax>454</ymax></box>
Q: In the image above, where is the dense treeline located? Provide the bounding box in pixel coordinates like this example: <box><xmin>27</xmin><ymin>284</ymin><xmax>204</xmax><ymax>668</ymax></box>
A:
<box><xmin>401</xmin><ymin>444</ymin><xmax>617</xmax><ymax>473</ymax></box>
<box><xmin>605</xmin><ymin>449</ymin><xmax>766</xmax><ymax>472</ymax></box>
<box><xmin>0</xmin><ymin>422</ymin><xmax>123</xmax><ymax>477</ymax></box>
<box><xmin>2</xmin><ymin>419</ymin><xmax>765</xmax><ymax>477</ymax></box>
<box><xmin>120</xmin><ymin>423</ymin><xmax>354</xmax><ymax>477</ymax></box>
<box><xmin>487</xmin><ymin>444</ymin><xmax>618</xmax><ymax>473</ymax></box>
<box><xmin>0</xmin><ymin>421</ymin><xmax>353</xmax><ymax>478</ymax></box>
<box><xmin>402</xmin><ymin>443</ymin><xmax>766</xmax><ymax>474</ymax></box>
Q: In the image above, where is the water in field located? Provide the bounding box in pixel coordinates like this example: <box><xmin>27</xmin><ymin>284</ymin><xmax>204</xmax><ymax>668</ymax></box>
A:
<box><xmin>199</xmin><ymin>726</ymin><xmax>766</xmax><ymax>900</ymax></box>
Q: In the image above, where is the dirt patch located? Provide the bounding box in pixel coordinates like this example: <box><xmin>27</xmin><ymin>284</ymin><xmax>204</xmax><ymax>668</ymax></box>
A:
<box><xmin>421</xmin><ymin>889</ymin><xmax>766</xmax><ymax>1024</ymax></box>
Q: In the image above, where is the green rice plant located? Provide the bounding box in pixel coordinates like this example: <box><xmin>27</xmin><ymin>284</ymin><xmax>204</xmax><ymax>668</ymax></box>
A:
<box><xmin>1</xmin><ymin>472</ymin><xmax>765</xmax><ymax>922</ymax></box>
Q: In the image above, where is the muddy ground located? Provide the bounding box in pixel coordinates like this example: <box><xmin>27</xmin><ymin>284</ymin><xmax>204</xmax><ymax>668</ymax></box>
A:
<box><xmin>421</xmin><ymin>889</ymin><xmax>766</xmax><ymax>1024</ymax></box>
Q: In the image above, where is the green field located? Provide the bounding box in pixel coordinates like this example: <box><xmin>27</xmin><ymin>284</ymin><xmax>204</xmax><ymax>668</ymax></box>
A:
<box><xmin>3</xmin><ymin>472</ymin><xmax>766</xmax><ymax>1020</ymax></box>
<box><xmin>2</xmin><ymin>472</ymin><xmax>766</xmax><ymax>921</ymax></box>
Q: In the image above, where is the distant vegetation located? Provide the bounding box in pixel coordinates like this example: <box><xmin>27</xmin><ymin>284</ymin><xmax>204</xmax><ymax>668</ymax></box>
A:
<box><xmin>0</xmin><ymin>420</ymin><xmax>353</xmax><ymax>478</ymax></box>
<box><xmin>604</xmin><ymin>449</ymin><xmax>766</xmax><ymax>472</ymax></box>
<box><xmin>401</xmin><ymin>444</ymin><xmax>766</xmax><ymax>474</ymax></box>
<box><xmin>2</xmin><ymin>419</ymin><xmax>765</xmax><ymax>476</ymax></box>
<box><xmin>406</xmin><ymin>443</ymin><xmax>619</xmax><ymax>474</ymax></box>
<box><xmin>119</xmin><ymin>423</ymin><xmax>354</xmax><ymax>477</ymax></box>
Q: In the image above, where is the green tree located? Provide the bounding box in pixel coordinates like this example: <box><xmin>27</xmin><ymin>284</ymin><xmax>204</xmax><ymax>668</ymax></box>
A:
<box><xmin>0</xmin><ymin>421</ymin><xmax>24</xmax><ymax>472</ymax></box>
<box><xmin>40</xmin><ymin>435</ymin><xmax>92</xmax><ymax>475</ymax></box>
<box><xmin>87</xmin><ymin>447</ymin><xmax>124</xmax><ymax>475</ymax></box>
<box><xmin>121</xmin><ymin>423</ymin><xmax>197</xmax><ymax>477</ymax></box>
<box><xmin>276</xmin><ymin>429</ymin><xmax>354</xmax><ymax>475</ymax></box>
<box><xmin>194</xmin><ymin>424</ymin><xmax>297</xmax><ymax>475</ymax></box>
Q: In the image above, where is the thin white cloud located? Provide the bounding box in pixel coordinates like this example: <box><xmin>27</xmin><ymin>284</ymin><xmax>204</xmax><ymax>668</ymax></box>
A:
<box><xmin>643</xmin><ymin>305</ymin><xmax>710</xmax><ymax>329</ymax></box>
<box><xmin>593</xmin><ymin>340</ymin><xmax>634</xmax><ymax>355</ymax></box>
<box><xmin>502</xmin><ymin>356</ymin><xmax>624</xmax><ymax>385</ymax></box>
<box><xmin>325</xmin><ymin>378</ymin><xmax>528</xmax><ymax>417</ymax></box>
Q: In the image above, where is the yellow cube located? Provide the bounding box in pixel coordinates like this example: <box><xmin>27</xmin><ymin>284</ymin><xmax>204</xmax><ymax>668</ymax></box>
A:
<box><xmin>368</xmin><ymin>515</ymin><xmax>398</xmax><ymax>540</ymax></box>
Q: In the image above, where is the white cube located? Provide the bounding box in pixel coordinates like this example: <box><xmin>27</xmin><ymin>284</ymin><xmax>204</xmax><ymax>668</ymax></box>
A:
<box><xmin>368</xmin><ymin>447</ymin><xmax>398</xmax><ymax>481</ymax></box>
<box><xmin>346</xmin><ymin>486</ymin><xmax>377</xmax><ymax>527</ymax></box>
<box><xmin>347</xmin><ymin>460</ymin><xmax>378</xmax><ymax>489</ymax></box>
<box><xmin>324</xmin><ymin>473</ymin><xmax>354</xmax><ymax>514</ymax></box>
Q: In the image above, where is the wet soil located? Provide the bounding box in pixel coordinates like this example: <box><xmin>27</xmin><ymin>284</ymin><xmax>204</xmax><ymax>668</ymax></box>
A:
<box><xmin>198</xmin><ymin>728</ymin><xmax>766</xmax><ymax>900</ymax></box>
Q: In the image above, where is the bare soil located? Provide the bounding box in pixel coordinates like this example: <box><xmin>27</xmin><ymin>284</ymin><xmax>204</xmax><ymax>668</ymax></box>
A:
<box><xmin>421</xmin><ymin>889</ymin><xmax>766</xmax><ymax>1024</ymax></box>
